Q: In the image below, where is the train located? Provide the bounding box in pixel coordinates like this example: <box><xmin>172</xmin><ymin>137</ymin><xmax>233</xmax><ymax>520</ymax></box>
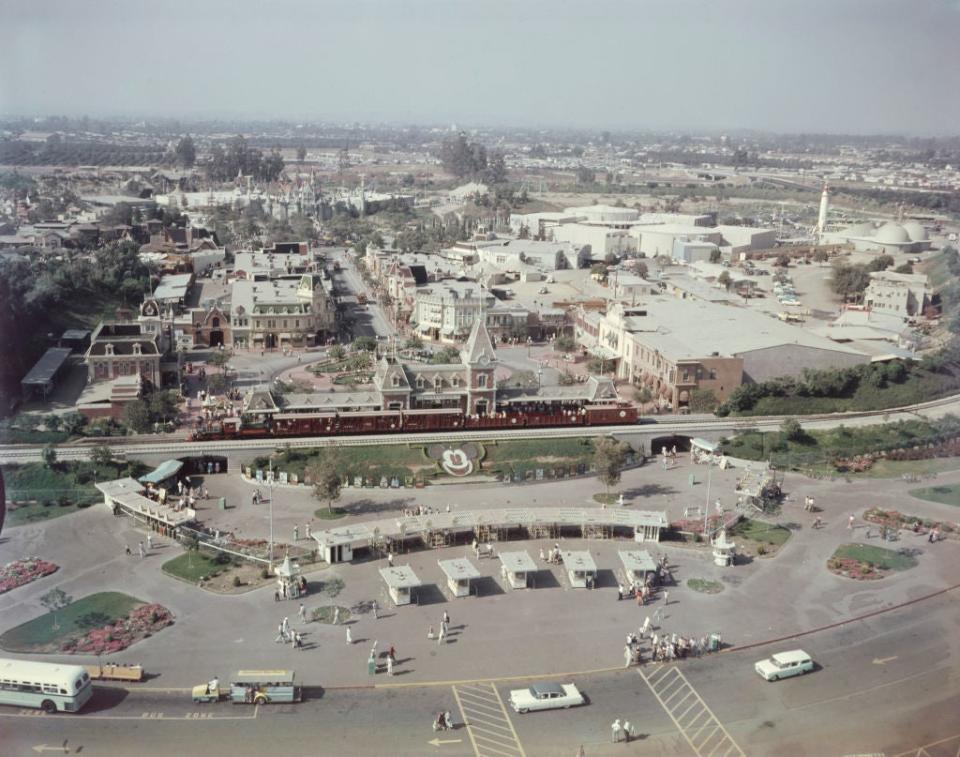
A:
<box><xmin>189</xmin><ymin>403</ymin><xmax>640</xmax><ymax>441</ymax></box>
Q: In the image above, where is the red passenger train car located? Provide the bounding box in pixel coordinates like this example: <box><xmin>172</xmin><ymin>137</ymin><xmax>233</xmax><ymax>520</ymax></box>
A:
<box><xmin>189</xmin><ymin>403</ymin><xmax>638</xmax><ymax>442</ymax></box>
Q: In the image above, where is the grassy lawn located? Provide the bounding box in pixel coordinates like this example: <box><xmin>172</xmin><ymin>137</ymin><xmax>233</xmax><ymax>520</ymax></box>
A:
<box><xmin>687</xmin><ymin>578</ymin><xmax>724</xmax><ymax>594</ymax></box>
<box><xmin>593</xmin><ymin>492</ymin><xmax>620</xmax><ymax>505</ymax></box>
<box><xmin>0</xmin><ymin>592</ymin><xmax>143</xmax><ymax>653</ymax></box>
<box><xmin>314</xmin><ymin>507</ymin><xmax>349</xmax><ymax>520</ymax></box>
<box><xmin>310</xmin><ymin>605</ymin><xmax>351</xmax><ymax>624</ymax></box>
<box><xmin>484</xmin><ymin>438</ymin><xmax>595</xmax><ymax>478</ymax></box>
<box><xmin>721</xmin><ymin>418</ymin><xmax>960</xmax><ymax>472</ymax></box>
<box><xmin>162</xmin><ymin>552</ymin><xmax>225</xmax><ymax>582</ymax></box>
<box><xmin>3</xmin><ymin>460</ymin><xmax>149</xmax><ymax>527</ymax></box>
<box><xmin>730</xmin><ymin>518</ymin><xmax>791</xmax><ymax>546</ymax></box>
<box><xmin>0</xmin><ymin>429</ymin><xmax>70</xmax><ymax>445</ymax></box>
<box><xmin>909</xmin><ymin>484</ymin><xmax>960</xmax><ymax>507</ymax></box>
<box><xmin>830</xmin><ymin>543</ymin><xmax>918</xmax><ymax>572</ymax></box>
<box><xmin>262</xmin><ymin>445</ymin><xmax>435</xmax><ymax>483</ymax></box>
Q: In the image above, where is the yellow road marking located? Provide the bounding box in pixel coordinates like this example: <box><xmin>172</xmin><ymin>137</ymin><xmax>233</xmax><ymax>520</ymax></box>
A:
<box><xmin>489</xmin><ymin>684</ymin><xmax>526</xmax><ymax>757</ymax></box>
<box><xmin>891</xmin><ymin>730</ymin><xmax>960</xmax><ymax>757</ymax></box>
<box><xmin>374</xmin><ymin>665</ymin><xmax>621</xmax><ymax>689</ymax></box>
<box><xmin>452</xmin><ymin>685</ymin><xmax>482</xmax><ymax>757</ymax></box>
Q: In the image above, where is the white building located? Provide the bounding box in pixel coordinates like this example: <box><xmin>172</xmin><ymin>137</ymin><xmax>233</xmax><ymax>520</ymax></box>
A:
<box><xmin>864</xmin><ymin>270</ymin><xmax>932</xmax><ymax>319</ymax></box>
<box><xmin>231</xmin><ymin>274</ymin><xmax>334</xmax><ymax>350</ymax></box>
<box><xmin>411</xmin><ymin>281</ymin><xmax>496</xmax><ymax>342</ymax></box>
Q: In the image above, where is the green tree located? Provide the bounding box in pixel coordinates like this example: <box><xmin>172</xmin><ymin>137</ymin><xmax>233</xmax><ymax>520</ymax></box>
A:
<box><xmin>296</xmin><ymin>143</ymin><xmax>307</xmax><ymax>163</ymax></box>
<box><xmin>61</xmin><ymin>412</ymin><xmax>86</xmax><ymax>435</ymax></box>
<box><xmin>40</xmin><ymin>587</ymin><xmax>72</xmax><ymax>631</ymax></box>
<box><xmin>431</xmin><ymin>346</ymin><xmax>461</xmax><ymax>364</ymax></box>
<box><xmin>554</xmin><ymin>334</ymin><xmax>576</xmax><ymax>352</ymax></box>
<box><xmin>576</xmin><ymin>166</ymin><xmax>596</xmax><ymax>185</ymax></box>
<box><xmin>593</xmin><ymin>437</ymin><xmax>631</xmax><ymax>499</ymax></box>
<box><xmin>41</xmin><ymin>444</ymin><xmax>57</xmax><ymax>468</ymax></box>
<box><xmin>175</xmin><ymin>135</ymin><xmax>196</xmax><ymax>167</ymax></box>
<box><xmin>689</xmin><ymin>388</ymin><xmax>719</xmax><ymax>414</ymax></box>
<box><xmin>124</xmin><ymin>399</ymin><xmax>152</xmax><ymax>433</ymax></box>
<box><xmin>89</xmin><ymin>444</ymin><xmax>114</xmax><ymax>468</ymax></box>
<box><xmin>405</xmin><ymin>335</ymin><xmax>424</xmax><ymax>350</ymax></box>
<box><xmin>148</xmin><ymin>390</ymin><xmax>179</xmax><ymax>424</ymax></box>
<box><xmin>439</xmin><ymin>132</ymin><xmax>488</xmax><ymax>178</ymax></box>
<box><xmin>866</xmin><ymin>254</ymin><xmax>894</xmax><ymax>273</ymax></box>
<box><xmin>636</xmin><ymin>261</ymin><xmax>649</xmax><ymax>279</ymax></box>
<box><xmin>352</xmin><ymin>336</ymin><xmax>377</xmax><ymax>352</ymax></box>
<box><xmin>830</xmin><ymin>261</ymin><xmax>871</xmax><ymax>300</ymax></box>
<box><xmin>307</xmin><ymin>450</ymin><xmax>343</xmax><ymax>513</ymax></box>
<box><xmin>709</xmin><ymin>249</ymin><xmax>723</xmax><ymax>264</ymax></box>
<box><xmin>812</xmin><ymin>249</ymin><xmax>829</xmax><ymax>265</ymax></box>
<box><xmin>43</xmin><ymin>414</ymin><xmax>62</xmax><ymax>432</ymax></box>
<box><xmin>717</xmin><ymin>270</ymin><xmax>733</xmax><ymax>291</ymax></box>
<box><xmin>780</xmin><ymin>417</ymin><xmax>804</xmax><ymax>442</ymax></box>
<box><xmin>207</xmin><ymin>349</ymin><xmax>233</xmax><ymax>373</ymax></box>
<box><xmin>775</xmin><ymin>253</ymin><xmax>791</xmax><ymax>267</ymax></box>
<box><xmin>329</xmin><ymin>345</ymin><xmax>347</xmax><ymax>361</ymax></box>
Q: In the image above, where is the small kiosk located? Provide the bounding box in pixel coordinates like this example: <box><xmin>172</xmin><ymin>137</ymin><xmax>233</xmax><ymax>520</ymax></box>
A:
<box><xmin>618</xmin><ymin>550</ymin><xmax>657</xmax><ymax>587</ymax></box>
<box><xmin>379</xmin><ymin>565</ymin><xmax>422</xmax><ymax>606</ymax></box>
<box><xmin>275</xmin><ymin>555</ymin><xmax>304</xmax><ymax>599</ymax></box>
<box><xmin>560</xmin><ymin>550</ymin><xmax>597</xmax><ymax>589</ymax></box>
<box><xmin>438</xmin><ymin>558</ymin><xmax>481</xmax><ymax>598</ymax></box>
<box><xmin>498</xmin><ymin>551</ymin><xmax>538</xmax><ymax>589</ymax></box>
<box><xmin>712</xmin><ymin>529</ymin><xmax>737</xmax><ymax>567</ymax></box>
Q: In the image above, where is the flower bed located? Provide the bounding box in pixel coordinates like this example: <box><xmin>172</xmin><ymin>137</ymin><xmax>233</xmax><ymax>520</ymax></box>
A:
<box><xmin>59</xmin><ymin>603</ymin><xmax>173</xmax><ymax>655</ymax></box>
<box><xmin>827</xmin><ymin>556</ymin><xmax>884</xmax><ymax>580</ymax></box>
<box><xmin>0</xmin><ymin>557</ymin><xmax>59</xmax><ymax>594</ymax></box>
<box><xmin>863</xmin><ymin>508</ymin><xmax>957</xmax><ymax>539</ymax></box>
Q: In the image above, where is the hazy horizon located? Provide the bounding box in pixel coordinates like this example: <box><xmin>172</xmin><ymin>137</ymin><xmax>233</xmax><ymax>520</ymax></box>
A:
<box><xmin>2</xmin><ymin>0</ymin><xmax>959</xmax><ymax>136</ymax></box>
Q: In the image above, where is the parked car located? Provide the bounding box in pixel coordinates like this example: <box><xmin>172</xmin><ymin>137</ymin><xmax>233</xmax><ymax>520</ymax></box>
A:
<box><xmin>509</xmin><ymin>682</ymin><xmax>585</xmax><ymax>713</ymax></box>
<box><xmin>755</xmin><ymin>650</ymin><xmax>815</xmax><ymax>681</ymax></box>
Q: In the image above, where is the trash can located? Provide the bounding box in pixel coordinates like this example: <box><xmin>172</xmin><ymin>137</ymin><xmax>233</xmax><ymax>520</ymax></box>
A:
<box><xmin>709</xmin><ymin>632</ymin><xmax>722</xmax><ymax>652</ymax></box>
<box><xmin>688</xmin><ymin>474</ymin><xmax>696</xmax><ymax>488</ymax></box>
<box><xmin>218</xmin><ymin>497</ymin><xmax>227</xmax><ymax>510</ymax></box>
<box><xmin>368</xmin><ymin>657</ymin><xmax>377</xmax><ymax>676</ymax></box>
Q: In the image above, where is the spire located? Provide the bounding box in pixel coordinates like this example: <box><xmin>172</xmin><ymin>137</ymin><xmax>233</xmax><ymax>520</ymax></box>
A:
<box><xmin>460</xmin><ymin>313</ymin><xmax>496</xmax><ymax>366</ymax></box>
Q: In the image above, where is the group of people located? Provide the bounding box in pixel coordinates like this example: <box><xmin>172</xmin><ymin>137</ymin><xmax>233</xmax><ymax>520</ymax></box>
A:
<box><xmin>650</xmin><ymin>631</ymin><xmax>715</xmax><ymax>662</ymax></box>
<box><xmin>292</xmin><ymin>523</ymin><xmax>312</xmax><ymax>542</ymax></box>
<box><xmin>274</xmin><ymin>575</ymin><xmax>308</xmax><ymax>601</ymax></box>
<box><xmin>274</xmin><ymin>616</ymin><xmax>304</xmax><ymax>649</ymax></box>
<box><xmin>368</xmin><ymin>642</ymin><xmax>399</xmax><ymax>675</ymax></box>
<box><xmin>539</xmin><ymin>543</ymin><xmax>564</xmax><ymax>565</ymax></box>
<box><xmin>400</xmin><ymin>505</ymin><xmax>447</xmax><ymax>517</ymax></box>
<box><xmin>427</xmin><ymin>611</ymin><xmax>451</xmax><ymax>644</ymax></box>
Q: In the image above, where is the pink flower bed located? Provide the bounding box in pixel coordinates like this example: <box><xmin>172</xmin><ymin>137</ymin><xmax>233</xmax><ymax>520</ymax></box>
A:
<box><xmin>0</xmin><ymin>557</ymin><xmax>59</xmax><ymax>594</ymax></box>
<box><xmin>60</xmin><ymin>603</ymin><xmax>174</xmax><ymax>655</ymax></box>
<box><xmin>827</xmin><ymin>557</ymin><xmax>883</xmax><ymax>580</ymax></box>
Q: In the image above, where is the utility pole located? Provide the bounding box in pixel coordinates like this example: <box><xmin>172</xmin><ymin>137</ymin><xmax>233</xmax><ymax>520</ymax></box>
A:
<box><xmin>268</xmin><ymin>459</ymin><xmax>275</xmax><ymax>571</ymax></box>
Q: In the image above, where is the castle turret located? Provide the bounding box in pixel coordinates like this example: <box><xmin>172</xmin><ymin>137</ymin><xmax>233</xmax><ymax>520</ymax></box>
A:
<box><xmin>817</xmin><ymin>182</ymin><xmax>829</xmax><ymax>237</ymax></box>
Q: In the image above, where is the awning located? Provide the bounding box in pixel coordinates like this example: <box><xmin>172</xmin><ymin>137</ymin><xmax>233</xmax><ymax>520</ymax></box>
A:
<box><xmin>139</xmin><ymin>459</ymin><xmax>184</xmax><ymax>484</ymax></box>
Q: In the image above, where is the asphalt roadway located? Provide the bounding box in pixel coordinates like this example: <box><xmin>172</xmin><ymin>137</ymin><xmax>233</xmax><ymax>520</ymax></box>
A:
<box><xmin>3</xmin><ymin>587</ymin><xmax>958</xmax><ymax>757</ymax></box>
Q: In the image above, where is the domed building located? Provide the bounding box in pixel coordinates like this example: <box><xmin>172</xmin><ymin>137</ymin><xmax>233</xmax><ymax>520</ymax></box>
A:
<box><xmin>829</xmin><ymin>220</ymin><xmax>932</xmax><ymax>255</ymax></box>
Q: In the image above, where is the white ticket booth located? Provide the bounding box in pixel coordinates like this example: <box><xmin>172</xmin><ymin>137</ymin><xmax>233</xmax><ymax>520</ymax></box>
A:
<box><xmin>498</xmin><ymin>551</ymin><xmax>537</xmax><ymax>589</ymax></box>
<box><xmin>379</xmin><ymin>566</ymin><xmax>422</xmax><ymax>606</ymax></box>
<box><xmin>560</xmin><ymin>550</ymin><xmax>597</xmax><ymax>589</ymax></box>
<box><xmin>619</xmin><ymin>549</ymin><xmax>656</xmax><ymax>587</ymax></box>
<box><xmin>438</xmin><ymin>558</ymin><xmax>481</xmax><ymax>598</ymax></box>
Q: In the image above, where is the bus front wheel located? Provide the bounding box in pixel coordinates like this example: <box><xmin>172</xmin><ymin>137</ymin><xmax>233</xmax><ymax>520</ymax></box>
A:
<box><xmin>41</xmin><ymin>699</ymin><xmax>57</xmax><ymax>713</ymax></box>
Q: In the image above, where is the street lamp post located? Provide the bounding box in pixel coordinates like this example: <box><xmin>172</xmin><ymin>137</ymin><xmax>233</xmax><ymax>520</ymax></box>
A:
<box><xmin>268</xmin><ymin>459</ymin><xmax>275</xmax><ymax>571</ymax></box>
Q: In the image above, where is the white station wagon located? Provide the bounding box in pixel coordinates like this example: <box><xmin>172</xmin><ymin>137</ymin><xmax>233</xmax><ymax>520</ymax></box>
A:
<box><xmin>508</xmin><ymin>681</ymin><xmax>585</xmax><ymax>713</ymax></box>
<box><xmin>755</xmin><ymin>649</ymin><xmax>815</xmax><ymax>681</ymax></box>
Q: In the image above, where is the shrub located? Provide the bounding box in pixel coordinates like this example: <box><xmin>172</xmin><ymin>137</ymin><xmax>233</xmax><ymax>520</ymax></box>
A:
<box><xmin>232</xmin><ymin>576</ymin><xmax>242</xmax><ymax>587</ymax></box>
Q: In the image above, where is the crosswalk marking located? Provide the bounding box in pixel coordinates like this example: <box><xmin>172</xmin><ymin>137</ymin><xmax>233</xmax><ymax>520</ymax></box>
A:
<box><xmin>452</xmin><ymin>683</ymin><xmax>526</xmax><ymax>757</ymax></box>
<box><xmin>640</xmin><ymin>664</ymin><xmax>745</xmax><ymax>757</ymax></box>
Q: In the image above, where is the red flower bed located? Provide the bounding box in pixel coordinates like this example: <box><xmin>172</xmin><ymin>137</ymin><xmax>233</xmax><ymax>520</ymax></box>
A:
<box><xmin>60</xmin><ymin>603</ymin><xmax>174</xmax><ymax>655</ymax></box>
<box><xmin>827</xmin><ymin>557</ymin><xmax>883</xmax><ymax>580</ymax></box>
<box><xmin>0</xmin><ymin>557</ymin><xmax>59</xmax><ymax>594</ymax></box>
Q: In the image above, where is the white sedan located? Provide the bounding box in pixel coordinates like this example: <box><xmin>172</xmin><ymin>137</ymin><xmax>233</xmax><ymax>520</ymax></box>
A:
<box><xmin>508</xmin><ymin>682</ymin><xmax>585</xmax><ymax>713</ymax></box>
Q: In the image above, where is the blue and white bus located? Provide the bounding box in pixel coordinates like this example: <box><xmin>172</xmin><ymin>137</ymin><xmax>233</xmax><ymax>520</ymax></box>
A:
<box><xmin>0</xmin><ymin>658</ymin><xmax>93</xmax><ymax>713</ymax></box>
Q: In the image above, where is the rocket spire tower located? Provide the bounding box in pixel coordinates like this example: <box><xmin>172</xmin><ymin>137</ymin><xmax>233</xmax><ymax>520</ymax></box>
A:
<box><xmin>816</xmin><ymin>182</ymin><xmax>829</xmax><ymax>238</ymax></box>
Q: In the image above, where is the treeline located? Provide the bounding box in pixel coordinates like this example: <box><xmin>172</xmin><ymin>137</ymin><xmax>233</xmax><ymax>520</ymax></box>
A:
<box><xmin>836</xmin><ymin>187</ymin><xmax>960</xmax><ymax>215</ymax></box>
<box><xmin>0</xmin><ymin>241</ymin><xmax>154</xmax><ymax>402</ymax></box>
<box><xmin>717</xmin><ymin>358</ymin><xmax>941</xmax><ymax>416</ymax></box>
<box><xmin>206</xmin><ymin>136</ymin><xmax>285</xmax><ymax>182</ymax></box>
<box><xmin>439</xmin><ymin>132</ymin><xmax>507</xmax><ymax>184</ymax></box>
<box><xmin>0</xmin><ymin>140</ymin><xmax>171</xmax><ymax>166</ymax></box>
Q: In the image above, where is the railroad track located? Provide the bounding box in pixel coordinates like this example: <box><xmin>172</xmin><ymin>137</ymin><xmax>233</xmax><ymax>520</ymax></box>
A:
<box><xmin>1</xmin><ymin>393</ymin><xmax>957</xmax><ymax>464</ymax></box>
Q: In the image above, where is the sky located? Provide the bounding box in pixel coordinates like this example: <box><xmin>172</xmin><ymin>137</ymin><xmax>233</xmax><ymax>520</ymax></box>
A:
<box><xmin>1</xmin><ymin>0</ymin><xmax>959</xmax><ymax>135</ymax></box>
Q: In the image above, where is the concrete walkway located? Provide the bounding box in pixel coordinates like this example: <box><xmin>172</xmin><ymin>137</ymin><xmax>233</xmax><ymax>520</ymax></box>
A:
<box><xmin>1</xmin><ymin>462</ymin><xmax>959</xmax><ymax>691</ymax></box>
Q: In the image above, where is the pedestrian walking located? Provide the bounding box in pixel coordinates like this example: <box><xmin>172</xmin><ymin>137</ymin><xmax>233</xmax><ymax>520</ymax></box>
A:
<box><xmin>641</xmin><ymin>616</ymin><xmax>651</xmax><ymax>637</ymax></box>
<box><xmin>294</xmin><ymin>525</ymin><xmax>299</xmax><ymax>541</ymax></box>
<box><xmin>275</xmin><ymin>623</ymin><xmax>286</xmax><ymax>643</ymax></box>
<box><xmin>848</xmin><ymin>515</ymin><xmax>855</xmax><ymax>529</ymax></box>
<box><xmin>295</xmin><ymin>632</ymin><xmax>302</xmax><ymax>650</ymax></box>
<box><xmin>653</xmin><ymin>607</ymin><xmax>663</xmax><ymax>625</ymax></box>
<box><xmin>576</xmin><ymin>746</ymin><xmax>585</xmax><ymax>757</ymax></box>
<box><xmin>442</xmin><ymin>611</ymin><xmax>450</xmax><ymax>626</ymax></box>
<box><xmin>623</xmin><ymin>720</ymin><xmax>632</xmax><ymax>744</ymax></box>
<box><xmin>387</xmin><ymin>552</ymin><xmax>394</xmax><ymax>567</ymax></box>
<box><xmin>427</xmin><ymin>626</ymin><xmax>435</xmax><ymax>640</ymax></box>
<box><xmin>663</xmin><ymin>590</ymin><xmax>669</xmax><ymax>605</ymax></box>
<box><xmin>305</xmin><ymin>523</ymin><xmax>311</xmax><ymax>540</ymax></box>
<box><xmin>282</xmin><ymin>616</ymin><xmax>289</xmax><ymax>635</ymax></box>
<box><xmin>624</xmin><ymin>645</ymin><xmax>633</xmax><ymax>668</ymax></box>
<box><xmin>346</xmin><ymin>627</ymin><xmax>353</xmax><ymax>644</ymax></box>
<box><xmin>372</xmin><ymin>599</ymin><xmax>379</xmax><ymax>619</ymax></box>
<box><xmin>146</xmin><ymin>533</ymin><xmax>153</xmax><ymax>550</ymax></box>
<box><xmin>298</xmin><ymin>603</ymin><xmax>307</xmax><ymax>623</ymax></box>
<box><xmin>333</xmin><ymin>607</ymin><xmax>340</xmax><ymax>625</ymax></box>
<box><xmin>617</xmin><ymin>583</ymin><xmax>624</xmax><ymax>601</ymax></box>
<box><xmin>438</xmin><ymin>624</ymin><xmax>446</xmax><ymax>645</ymax></box>
<box><xmin>636</xmin><ymin>591</ymin><xmax>643</xmax><ymax>607</ymax></box>
<box><xmin>388</xmin><ymin>645</ymin><xmax>396</xmax><ymax>661</ymax></box>
<box><xmin>386</xmin><ymin>656</ymin><xmax>394</xmax><ymax>676</ymax></box>
<box><xmin>125</xmin><ymin>545</ymin><xmax>132</xmax><ymax>556</ymax></box>
<box><xmin>611</xmin><ymin>718</ymin><xmax>622</xmax><ymax>743</ymax></box>
<box><xmin>138</xmin><ymin>541</ymin><xmax>145</xmax><ymax>559</ymax></box>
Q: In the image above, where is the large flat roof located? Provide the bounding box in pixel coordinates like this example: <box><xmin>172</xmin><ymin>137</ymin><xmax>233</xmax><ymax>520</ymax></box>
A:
<box><xmin>612</xmin><ymin>299</ymin><xmax>867</xmax><ymax>361</ymax></box>
<box><xmin>498</xmin><ymin>551</ymin><xmax>537</xmax><ymax>573</ymax></box>
<box><xmin>379</xmin><ymin>566</ymin><xmax>422</xmax><ymax>589</ymax></box>
<box><xmin>21</xmin><ymin>347</ymin><xmax>72</xmax><ymax>387</ymax></box>
<box><xmin>437</xmin><ymin>558</ymin><xmax>481</xmax><ymax>580</ymax></box>
<box><xmin>618</xmin><ymin>550</ymin><xmax>657</xmax><ymax>573</ymax></box>
<box><xmin>560</xmin><ymin>550</ymin><xmax>597</xmax><ymax>572</ymax></box>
